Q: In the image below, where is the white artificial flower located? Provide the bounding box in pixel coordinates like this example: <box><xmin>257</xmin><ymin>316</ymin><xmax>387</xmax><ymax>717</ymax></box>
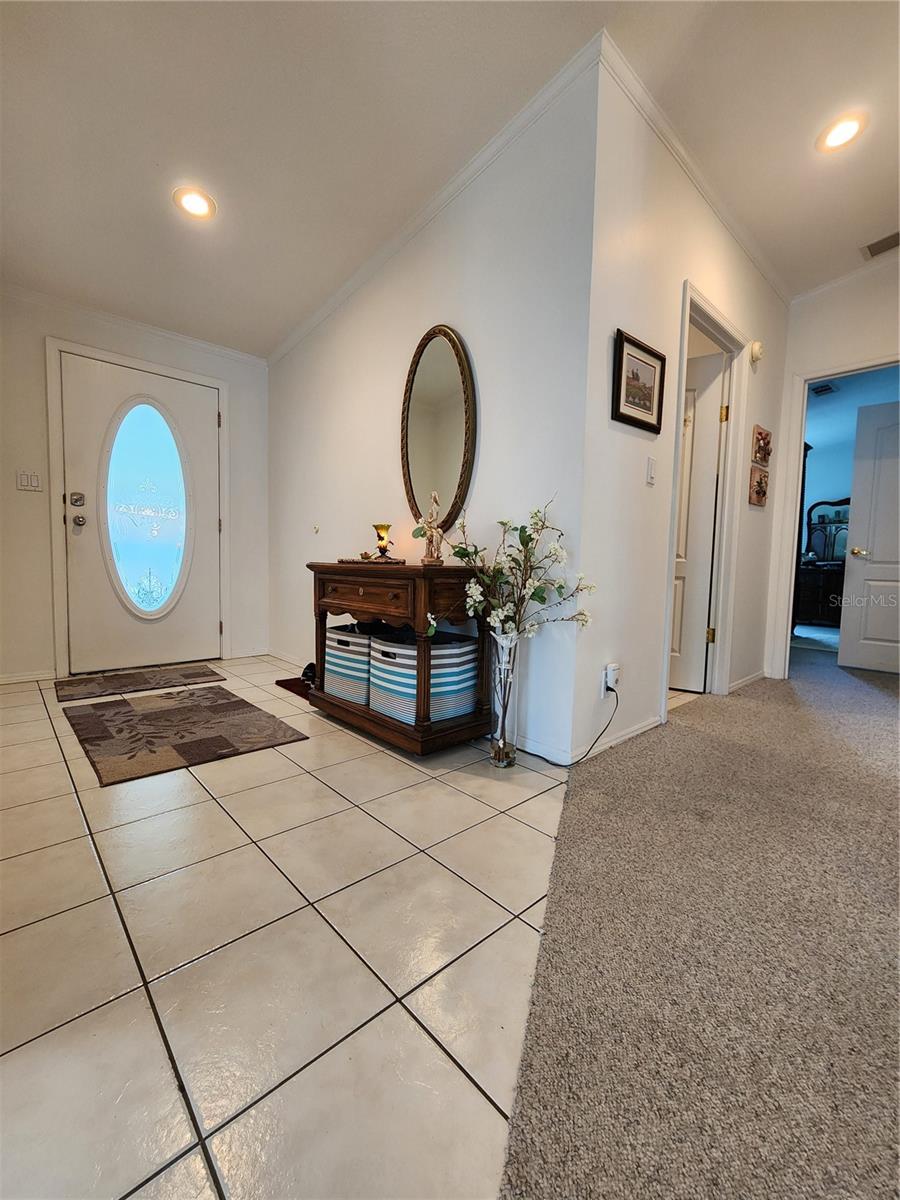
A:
<box><xmin>548</xmin><ymin>541</ymin><xmax>567</xmax><ymax>564</ymax></box>
<box><xmin>529</xmin><ymin>508</ymin><xmax>544</xmax><ymax>530</ymax></box>
<box><xmin>573</xmin><ymin>609</ymin><xmax>592</xmax><ymax>628</ymax></box>
<box><xmin>504</xmin><ymin>620</ymin><xmax>518</xmax><ymax>634</ymax></box>
<box><xmin>465</xmin><ymin>579</ymin><xmax>484</xmax><ymax>602</ymax></box>
<box><xmin>524</xmin><ymin>620</ymin><xmax>539</xmax><ymax>639</ymax></box>
<box><xmin>523</xmin><ymin>576</ymin><xmax>538</xmax><ymax>599</ymax></box>
<box><xmin>426</xmin><ymin>612</ymin><xmax>437</xmax><ymax>626</ymax></box>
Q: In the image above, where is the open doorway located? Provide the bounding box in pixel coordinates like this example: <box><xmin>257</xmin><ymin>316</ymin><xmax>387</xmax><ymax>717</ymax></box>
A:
<box><xmin>790</xmin><ymin>363</ymin><xmax>899</xmax><ymax>674</ymax></box>
<box><xmin>668</xmin><ymin>318</ymin><xmax>734</xmax><ymax>709</ymax></box>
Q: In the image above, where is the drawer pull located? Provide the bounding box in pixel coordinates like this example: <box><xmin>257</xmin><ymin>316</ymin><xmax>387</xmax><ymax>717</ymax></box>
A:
<box><xmin>358</xmin><ymin>587</ymin><xmax>364</xmax><ymax>596</ymax></box>
<box><xmin>388</xmin><ymin>592</ymin><xmax>398</xmax><ymax>601</ymax></box>
<box><xmin>327</xmin><ymin>585</ymin><xmax>336</xmax><ymax>594</ymax></box>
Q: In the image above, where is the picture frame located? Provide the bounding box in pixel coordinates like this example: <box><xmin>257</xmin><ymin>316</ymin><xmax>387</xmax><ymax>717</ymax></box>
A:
<box><xmin>752</xmin><ymin>424</ymin><xmax>773</xmax><ymax>467</ymax></box>
<box><xmin>611</xmin><ymin>329</ymin><xmax>666</xmax><ymax>435</ymax></box>
<box><xmin>749</xmin><ymin>465</ymin><xmax>769</xmax><ymax>507</ymax></box>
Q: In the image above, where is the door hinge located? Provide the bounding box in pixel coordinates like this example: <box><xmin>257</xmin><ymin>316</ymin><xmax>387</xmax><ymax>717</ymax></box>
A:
<box><xmin>219</xmin><ymin>620</ymin><xmax>224</xmax><ymax>635</ymax></box>
<box><xmin>719</xmin><ymin>405</ymin><xmax>729</xmax><ymax>423</ymax></box>
<box><xmin>706</xmin><ymin>627</ymin><xmax>716</xmax><ymax>644</ymax></box>
<box><xmin>217</xmin><ymin>411</ymin><xmax>222</xmax><ymax>428</ymax></box>
<box><xmin>218</xmin><ymin>518</ymin><xmax>222</xmax><ymax>534</ymax></box>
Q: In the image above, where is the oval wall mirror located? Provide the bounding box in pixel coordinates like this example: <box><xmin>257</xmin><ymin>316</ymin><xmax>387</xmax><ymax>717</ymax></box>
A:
<box><xmin>401</xmin><ymin>325</ymin><xmax>476</xmax><ymax>531</ymax></box>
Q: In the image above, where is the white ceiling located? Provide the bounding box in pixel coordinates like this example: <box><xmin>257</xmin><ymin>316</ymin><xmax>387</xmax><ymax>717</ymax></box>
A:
<box><xmin>1</xmin><ymin>2</ymin><xmax>897</xmax><ymax>358</ymax></box>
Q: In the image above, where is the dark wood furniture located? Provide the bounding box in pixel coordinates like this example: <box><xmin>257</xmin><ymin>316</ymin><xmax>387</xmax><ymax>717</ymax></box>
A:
<box><xmin>306</xmin><ymin>561</ymin><xmax>492</xmax><ymax>755</ymax></box>
<box><xmin>792</xmin><ymin>497</ymin><xmax>851</xmax><ymax>628</ymax></box>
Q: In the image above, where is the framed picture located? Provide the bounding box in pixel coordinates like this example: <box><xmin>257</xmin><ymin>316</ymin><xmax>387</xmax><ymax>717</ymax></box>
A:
<box><xmin>611</xmin><ymin>329</ymin><xmax>666</xmax><ymax>435</ymax></box>
<box><xmin>752</xmin><ymin>424</ymin><xmax>773</xmax><ymax>467</ymax></box>
<box><xmin>749</xmin><ymin>465</ymin><xmax>769</xmax><ymax>507</ymax></box>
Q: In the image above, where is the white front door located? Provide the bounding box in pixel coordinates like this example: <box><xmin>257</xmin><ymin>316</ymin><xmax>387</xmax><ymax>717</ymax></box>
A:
<box><xmin>669</xmin><ymin>354</ymin><xmax>725</xmax><ymax>692</ymax></box>
<box><xmin>61</xmin><ymin>352</ymin><xmax>221</xmax><ymax>673</ymax></box>
<box><xmin>838</xmin><ymin>400</ymin><xmax>899</xmax><ymax>673</ymax></box>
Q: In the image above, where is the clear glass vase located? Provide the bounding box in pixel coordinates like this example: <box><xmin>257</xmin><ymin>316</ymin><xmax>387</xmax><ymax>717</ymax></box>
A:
<box><xmin>490</xmin><ymin>630</ymin><xmax>520</xmax><ymax>768</ymax></box>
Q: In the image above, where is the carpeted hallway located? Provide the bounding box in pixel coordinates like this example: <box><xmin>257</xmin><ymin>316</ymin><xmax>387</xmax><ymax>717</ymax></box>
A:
<box><xmin>502</xmin><ymin>649</ymin><xmax>898</xmax><ymax>1200</ymax></box>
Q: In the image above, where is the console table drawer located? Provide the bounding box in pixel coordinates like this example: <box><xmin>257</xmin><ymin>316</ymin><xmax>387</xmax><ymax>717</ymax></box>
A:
<box><xmin>319</xmin><ymin>577</ymin><xmax>412</xmax><ymax>618</ymax></box>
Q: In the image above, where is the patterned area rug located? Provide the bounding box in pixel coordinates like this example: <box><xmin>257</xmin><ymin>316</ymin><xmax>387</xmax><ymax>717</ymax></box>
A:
<box><xmin>64</xmin><ymin>686</ymin><xmax>306</xmax><ymax>786</ymax></box>
<box><xmin>55</xmin><ymin>663</ymin><xmax>225</xmax><ymax>702</ymax></box>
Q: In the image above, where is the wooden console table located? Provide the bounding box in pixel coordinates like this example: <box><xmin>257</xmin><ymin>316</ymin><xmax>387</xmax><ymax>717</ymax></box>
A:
<box><xmin>306</xmin><ymin>561</ymin><xmax>492</xmax><ymax>755</ymax></box>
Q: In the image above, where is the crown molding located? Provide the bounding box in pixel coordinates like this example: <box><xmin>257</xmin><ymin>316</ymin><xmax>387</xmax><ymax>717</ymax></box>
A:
<box><xmin>268</xmin><ymin>31</ymin><xmax>607</xmax><ymax>364</ymax></box>
<box><xmin>1</xmin><ymin>281</ymin><xmax>267</xmax><ymax>368</ymax></box>
<box><xmin>597</xmin><ymin>32</ymin><xmax>791</xmax><ymax>307</ymax></box>
<box><xmin>790</xmin><ymin>249</ymin><xmax>899</xmax><ymax>306</ymax></box>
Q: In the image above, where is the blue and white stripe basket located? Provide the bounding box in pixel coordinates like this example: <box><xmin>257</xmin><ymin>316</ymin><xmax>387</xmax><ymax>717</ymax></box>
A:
<box><xmin>324</xmin><ymin>625</ymin><xmax>371</xmax><ymax>705</ymax></box>
<box><xmin>370</xmin><ymin>632</ymin><xmax>478</xmax><ymax>726</ymax></box>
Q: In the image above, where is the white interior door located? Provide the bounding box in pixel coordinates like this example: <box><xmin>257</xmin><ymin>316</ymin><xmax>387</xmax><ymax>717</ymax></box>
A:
<box><xmin>62</xmin><ymin>352</ymin><xmax>221</xmax><ymax>673</ymax></box>
<box><xmin>837</xmin><ymin>400</ymin><xmax>899</xmax><ymax>672</ymax></box>
<box><xmin>669</xmin><ymin>354</ymin><xmax>724</xmax><ymax>692</ymax></box>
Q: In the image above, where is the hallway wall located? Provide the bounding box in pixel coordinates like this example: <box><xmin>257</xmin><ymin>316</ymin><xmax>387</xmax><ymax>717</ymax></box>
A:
<box><xmin>572</xmin><ymin>46</ymin><xmax>789</xmax><ymax>756</ymax></box>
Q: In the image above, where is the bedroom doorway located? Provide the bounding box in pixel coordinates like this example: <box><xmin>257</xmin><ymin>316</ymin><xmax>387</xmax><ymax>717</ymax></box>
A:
<box><xmin>789</xmin><ymin>363</ymin><xmax>899</xmax><ymax>673</ymax></box>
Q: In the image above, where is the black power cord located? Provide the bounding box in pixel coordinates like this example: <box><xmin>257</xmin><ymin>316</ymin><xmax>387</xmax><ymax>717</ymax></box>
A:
<box><xmin>520</xmin><ymin>686</ymin><xmax>619</xmax><ymax>771</ymax></box>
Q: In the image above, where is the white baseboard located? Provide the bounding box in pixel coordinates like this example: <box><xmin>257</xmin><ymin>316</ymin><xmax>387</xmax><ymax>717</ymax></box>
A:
<box><xmin>266</xmin><ymin>648</ymin><xmax>307</xmax><ymax>669</ymax></box>
<box><xmin>729</xmin><ymin>670</ymin><xmax>765</xmax><ymax>693</ymax></box>
<box><xmin>0</xmin><ymin>669</ymin><xmax>55</xmax><ymax>685</ymax></box>
<box><xmin>515</xmin><ymin>730</ymin><xmax>575</xmax><ymax>768</ymax></box>
<box><xmin>570</xmin><ymin>713</ymin><xmax>662</xmax><ymax>764</ymax></box>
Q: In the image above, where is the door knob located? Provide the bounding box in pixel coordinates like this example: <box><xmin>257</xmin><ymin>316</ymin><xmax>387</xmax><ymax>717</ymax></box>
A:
<box><xmin>72</xmin><ymin>514</ymin><xmax>87</xmax><ymax>527</ymax></box>
<box><xmin>850</xmin><ymin>546</ymin><xmax>869</xmax><ymax>557</ymax></box>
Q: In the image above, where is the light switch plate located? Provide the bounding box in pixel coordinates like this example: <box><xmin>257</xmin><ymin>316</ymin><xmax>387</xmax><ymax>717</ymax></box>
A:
<box><xmin>16</xmin><ymin>470</ymin><xmax>42</xmax><ymax>492</ymax></box>
<box><xmin>646</xmin><ymin>456</ymin><xmax>656</xmax><ymax>486</ymax></box>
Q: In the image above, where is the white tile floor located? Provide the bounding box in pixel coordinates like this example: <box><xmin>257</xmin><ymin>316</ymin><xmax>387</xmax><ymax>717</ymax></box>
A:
<box><xmin>0</xmin><ymin>655</ymin><xmax>565</xmax><ymax>1199</ymax></box>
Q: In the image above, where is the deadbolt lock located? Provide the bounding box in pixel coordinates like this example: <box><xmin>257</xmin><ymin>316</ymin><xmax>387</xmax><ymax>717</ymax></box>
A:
<box><xmin>70</xmin><ymin>492</ymin><xmax>85</xmax><ymax>506</ymax></box>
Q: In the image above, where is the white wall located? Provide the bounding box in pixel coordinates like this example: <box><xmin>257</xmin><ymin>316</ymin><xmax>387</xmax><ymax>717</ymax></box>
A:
<box><xmin>0</xmin><ymin>288</ymin><xmax>269</xmax><ymax>680</ymax></box>
<box><xmin>268</xmin><ymin>65</ymin><xmax>600</xmax><ymax>761</ymax></box>
<box><xmin>572</xmin><ymin>53</ymin><xmax>789</xmax><ymax>754</ymax></box>
<box><xmin>765</xmin><ymin>256</ymin><xmax>900</xmax><ymax>674</ymax></box>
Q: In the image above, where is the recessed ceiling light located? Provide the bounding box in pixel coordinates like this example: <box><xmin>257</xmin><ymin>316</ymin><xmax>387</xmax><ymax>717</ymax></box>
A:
<box><xmin>816</xmin><ymin>113</ymin><xmax>868</xmax><ymax>153</ymax></box>
<box><xmin>172</xmin><ymin>186</ymin><xmax>217</xmax><ymax>220</ymax></box>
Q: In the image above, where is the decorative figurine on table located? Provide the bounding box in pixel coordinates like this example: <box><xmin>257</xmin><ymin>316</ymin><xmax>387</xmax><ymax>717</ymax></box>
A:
<box><xmin>413</xmin><ymin>492</ymin><xmax>444</xmax><ymax>565</ymax></box>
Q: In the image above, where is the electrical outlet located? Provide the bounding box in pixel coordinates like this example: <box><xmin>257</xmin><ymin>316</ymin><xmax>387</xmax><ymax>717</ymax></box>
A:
<box><xmin>600</xmin><ymin>662</ymin><xmax>620</xmax><ymax>699</ymax></box>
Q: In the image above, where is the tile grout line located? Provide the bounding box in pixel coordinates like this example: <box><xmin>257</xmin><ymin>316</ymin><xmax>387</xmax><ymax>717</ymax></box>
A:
<box><xmin>9</xmin><ymin>669</ymin><xmax>546</xmax><ymax>1192</ymax></box>
<box><xmin>30</xmin><ymin>687</ymin><xmax>229</xmax><ymax>1200</ymax></box>
<box><xmin>188</xmin><ymin>773</ymin><xmax>515</xmax><ymax>1134</ymax></box>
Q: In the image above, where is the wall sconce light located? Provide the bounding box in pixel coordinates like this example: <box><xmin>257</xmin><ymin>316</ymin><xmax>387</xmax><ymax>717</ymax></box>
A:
<box><xmin>750</xmin><ymin>341</ymin><xmax>764</xmax><ymax>365</ymax></box>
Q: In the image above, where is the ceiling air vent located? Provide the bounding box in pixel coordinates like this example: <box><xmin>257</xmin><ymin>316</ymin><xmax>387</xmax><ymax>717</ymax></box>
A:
<box><xmin>861</xmin><ymin>231</ymin><xmax>900</xmax><ymax>260</ymax></box>
<box><xmin>810</xmin><ymin>382</ymin><xmax>837</xmax><ymax>396</ymax></box>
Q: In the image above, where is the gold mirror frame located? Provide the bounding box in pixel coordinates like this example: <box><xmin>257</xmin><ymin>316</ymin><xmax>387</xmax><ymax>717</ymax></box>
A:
<box><xmin>400</xmin><ymin>325</ymin><xmax>476</xmax><ymax>532</ymax></box>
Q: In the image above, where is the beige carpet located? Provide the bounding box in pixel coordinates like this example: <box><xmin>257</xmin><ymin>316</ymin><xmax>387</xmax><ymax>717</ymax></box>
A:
<box><xmin>501</xmin><ymin>649</ymin><xmax>898</xmax><ymax>1199</ymax></box>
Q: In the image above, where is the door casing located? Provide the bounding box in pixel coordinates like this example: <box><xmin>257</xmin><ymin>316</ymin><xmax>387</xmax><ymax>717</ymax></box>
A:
<box><xmin>660</xmin><ymin>282</ymin><xmax>752</xmax><ymax>721</ymax></box>
<box><xmin>764</xmin><ymin>354</ymin><xmax>900</xmax><ymax>680</ymax></box>
<box><xmin>45</xmin><ymin>338</ymin><xmax>232</xmax><ymax>677</ymax></box>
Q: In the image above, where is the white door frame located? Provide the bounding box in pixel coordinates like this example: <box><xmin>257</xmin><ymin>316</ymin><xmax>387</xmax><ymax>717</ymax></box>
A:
<box><xmin>764</xmin><ymin>351</ymin><xmax>899</xmax><ymax>680</ymax></box>
<box><xmin>660</xmin><ymin>281</ymin><xmax>752</xmax><ymax>720</ymax></box>
<box><xmin>45</xmin><ymin>337</ymin><xmax>232</xmax><ymax>677</ymax></box>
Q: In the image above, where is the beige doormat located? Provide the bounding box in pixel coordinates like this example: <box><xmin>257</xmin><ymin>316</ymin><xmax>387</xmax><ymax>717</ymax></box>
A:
<box><xmin>63</xmin><ymin>686</ymin><xmax>306</xmax><ymax>786</ymax></box>
<box><xmin>55</xmin><ymin>662</ymin><xmax>225</xmax><ymax>702</ymax></box>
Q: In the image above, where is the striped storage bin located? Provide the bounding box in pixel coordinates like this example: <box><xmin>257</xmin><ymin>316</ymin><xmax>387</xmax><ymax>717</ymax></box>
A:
<box><xmin>324</xmin><ymin>624</ymin><xmax>371</xmax><ymax>705</ymax></box>
<box><xmin>370</xmin><ymin>632</ymin><xmax>478</xmax><ymax>726</ymax></box>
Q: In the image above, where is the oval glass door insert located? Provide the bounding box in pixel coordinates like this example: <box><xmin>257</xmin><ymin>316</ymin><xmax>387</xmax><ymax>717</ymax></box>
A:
<box><xmin>106</xmin><ymin>403</ymin><xmax>188</xmax><ymax>613</ymax></box>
